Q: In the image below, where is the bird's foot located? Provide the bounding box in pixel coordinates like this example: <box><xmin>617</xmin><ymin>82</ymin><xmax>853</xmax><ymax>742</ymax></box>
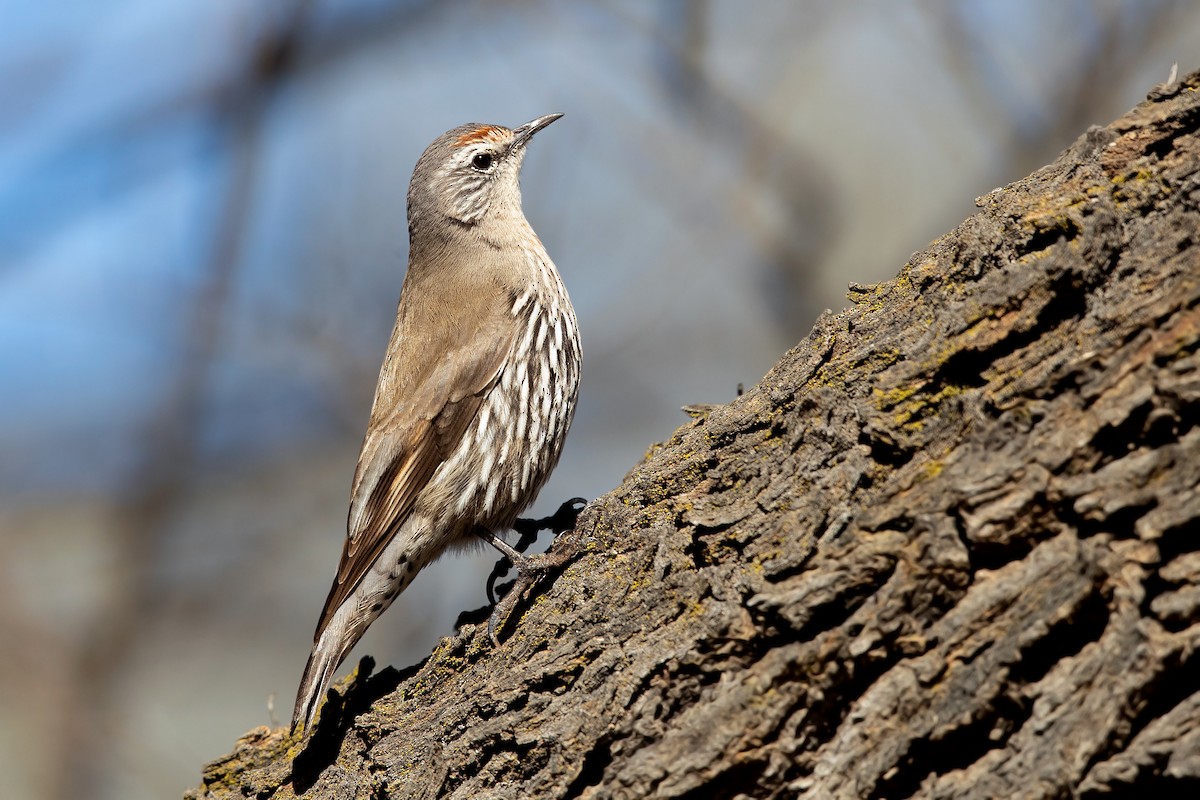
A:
<box><xmin>486</xmin><ymin>548</ymin><xmax>574</xmax><ymax>646</ymax></box>
<box><xmin>482</xmin><ymin>497</ymin><xmax>587</xmax><ymax>604</ymax></box>
<box><xmin>473</xmin><ymin>497</ymin><xmax>587</xmax><ymax>643</ymax></box>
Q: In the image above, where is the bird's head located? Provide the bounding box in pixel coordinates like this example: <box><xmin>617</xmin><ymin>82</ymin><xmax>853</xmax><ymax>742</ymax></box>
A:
<box><xmin>408</xmin><ymin>113</ymin><xmax>563</xmax><ymax>231</ymax></box>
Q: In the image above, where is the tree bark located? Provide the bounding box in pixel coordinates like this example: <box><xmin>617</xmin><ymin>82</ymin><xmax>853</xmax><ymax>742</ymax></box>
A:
<box><xmin>188</xmin><ymin>71</ymin><xmax>1200</xmax><ymax>800</ymax></box>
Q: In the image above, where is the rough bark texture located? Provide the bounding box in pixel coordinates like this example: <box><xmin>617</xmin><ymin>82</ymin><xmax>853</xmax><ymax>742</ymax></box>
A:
<box><xmin>189</xmin><ymin>73</ymin><xmax>1200</xmax><ymax>799</ymax></box>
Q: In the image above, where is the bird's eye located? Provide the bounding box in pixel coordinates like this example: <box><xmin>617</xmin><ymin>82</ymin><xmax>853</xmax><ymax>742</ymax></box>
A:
<box><xmin>471</xmin><ymin>153</ymin><xmax>494</xmax><ymax>171</ymax></box>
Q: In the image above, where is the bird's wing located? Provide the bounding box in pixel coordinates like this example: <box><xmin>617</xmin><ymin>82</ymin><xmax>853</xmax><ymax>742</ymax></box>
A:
<box><xmin>311</xmin><ymin>322</ymin><xmax>516</xmax><ymax>640</ymax></box>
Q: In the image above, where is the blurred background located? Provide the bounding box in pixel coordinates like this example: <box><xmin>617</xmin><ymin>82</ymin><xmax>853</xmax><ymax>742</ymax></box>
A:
<box><xmin>1</xmin><ymin>1</ymin><xmax>1196</xmax><ymax>797</ymax></box>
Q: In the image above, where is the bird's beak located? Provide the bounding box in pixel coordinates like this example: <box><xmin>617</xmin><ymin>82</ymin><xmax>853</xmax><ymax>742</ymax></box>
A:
<box><xmin>511</xmin><ymin>113</ymin><xmax>563</xmax><ymax>149</ymax></box>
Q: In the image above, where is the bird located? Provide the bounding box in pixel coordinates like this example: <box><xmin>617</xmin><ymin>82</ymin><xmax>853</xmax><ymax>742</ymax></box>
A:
<box><xmin>292</xmin><ymin>113</ymin><xmax>581</xmax><ymax>735</ymax></box>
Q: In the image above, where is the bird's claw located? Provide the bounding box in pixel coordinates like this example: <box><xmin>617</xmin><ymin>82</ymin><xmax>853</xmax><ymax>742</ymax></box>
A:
<box><xmin>486</xmin><ymin>548</ymin><xmax>573</xmax><ymax>646</ymax></box>
<box><xmin>484</xmin><ymin>498</ymin><xmax>587</xmax><ymax>604</ymax></box>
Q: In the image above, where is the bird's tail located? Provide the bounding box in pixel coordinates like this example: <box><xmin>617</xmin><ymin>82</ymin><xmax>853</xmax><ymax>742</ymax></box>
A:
<box><xmin>291</xmin><ymin>602</ymin><xmax>360</xmax><ymax>735</ymax></box>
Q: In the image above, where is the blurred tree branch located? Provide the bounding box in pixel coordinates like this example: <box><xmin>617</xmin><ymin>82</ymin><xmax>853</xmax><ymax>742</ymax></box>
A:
<box><xmin>599</xmin><ymin>0</ymin><xmax>840</xmax><ymax>336</ymax></box>
<box><xmin>931</xmin><ymin>0</ymin><xmax>1190</xmax><ymax>178</ymax></box>
<box><xmin>52</xmin><ymin>5</ymin><xmax>319</xmax><ymax>799</ymax></box>
<box><xmin>3</xmin><ymin>0</ymin><xmax>440</xmax><ymax>260</ymax></box>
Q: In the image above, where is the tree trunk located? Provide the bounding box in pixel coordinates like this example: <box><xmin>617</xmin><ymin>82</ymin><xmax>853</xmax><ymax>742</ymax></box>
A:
<box><xmin>188</xmin><ymin>71</ymin><xmax>1200</xmax><ymax>800</ymax></box>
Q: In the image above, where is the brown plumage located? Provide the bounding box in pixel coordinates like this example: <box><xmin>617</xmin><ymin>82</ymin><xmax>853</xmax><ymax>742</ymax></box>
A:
<box><xmin>292</xmin><ymin>114</ymin><xmax>580</xmax><ymax>734</ymax></box>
